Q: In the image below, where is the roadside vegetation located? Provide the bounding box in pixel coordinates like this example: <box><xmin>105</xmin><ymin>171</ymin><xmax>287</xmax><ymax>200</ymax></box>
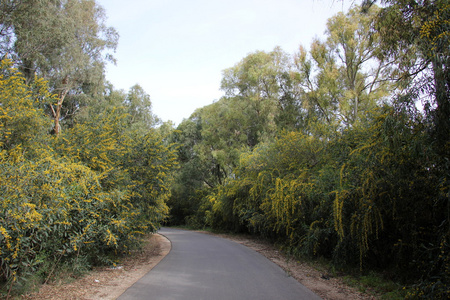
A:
<box><xmin>167</xmin><ymin>1</ymin><xmax>449</xmax><ymax>299</ymax></box>
<box><xmin>0</xmin><ymin>1</ymin><xmax>177</xmax><ymax>298</ymax></box>
<box><xmin>0</xmin><ymin>0</ymin><xmax>448</xmax><ymax>299</ymax></box>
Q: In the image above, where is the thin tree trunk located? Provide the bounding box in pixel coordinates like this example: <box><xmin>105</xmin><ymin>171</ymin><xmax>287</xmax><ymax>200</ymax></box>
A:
<box><xmin>54</xmin><ymin>99</ymin><xmax>62</xmax><ymax>136</ymax></box>
<box><xmin>53</xmin><ymin>76</ymin><xmax>69</xmax><ymax>136</ymax></box>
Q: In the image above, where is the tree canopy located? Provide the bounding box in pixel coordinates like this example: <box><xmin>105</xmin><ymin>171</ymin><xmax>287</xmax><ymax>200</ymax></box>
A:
<box><xmin>1</xmin><ymin>0</ymin><xmax>119</xmax><ymax>135</ymax></box>
<box><xmin>168</xmin><ymin>2</ymin><xmax>449</xmax><ymax>298</ymax></box>
<box><xmin>0</xmin><ymin>1</ymin><xmax>448</xmax><ymax>298</ymax></box>
<box><xmin>0</xmin><ymin>2</ymin><xmax>178</xmax><ymax>296</ymax></box>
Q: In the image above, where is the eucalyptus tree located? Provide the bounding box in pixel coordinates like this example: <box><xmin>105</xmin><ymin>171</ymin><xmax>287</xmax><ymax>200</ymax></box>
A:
<box><xmin>0</xmin><ymin>0</ymin><xmax>119</xmax><ymax>135</ymax></box>
<box><xmin>362</xmin><ymin>0</ymin><xmax>449</xmax><ymax>148</ymax></box>
<box><xmin>0</xmin><ymin>0</ymin><xmax>18</xmax><ymax>55</ymax></box>
<box><xmin>124</xmin><ymin>84</ymin><xmax>160</xmax><ymax>132</ymax></box>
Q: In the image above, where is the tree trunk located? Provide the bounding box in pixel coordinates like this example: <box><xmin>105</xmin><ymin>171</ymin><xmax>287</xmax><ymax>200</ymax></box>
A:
<box><xmin>52</xmin><ymin>76</ymin><xmax>69</xmax><ymax>136</ymax></box>
<box><xmin>432</xmin><ymin>58</ymin><xmax>449</xmax><ymax>150</ymax></box>
<box><xmin>53</xmin><ymin>98</ymin><xmax>62</xmax><ymax>136</ymax></box>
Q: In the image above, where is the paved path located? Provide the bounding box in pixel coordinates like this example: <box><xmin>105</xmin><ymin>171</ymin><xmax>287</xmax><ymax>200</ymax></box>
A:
<box><xmin>119</xmin><ymin>228</ymin><xmax>321</xmax><ymax>300</ymax></box>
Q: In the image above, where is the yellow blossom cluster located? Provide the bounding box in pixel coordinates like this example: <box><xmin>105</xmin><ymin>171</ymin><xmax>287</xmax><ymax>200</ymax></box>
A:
<box><xmin>420</xmin><ymin>4</ymin><xmax>450</xmax><ymax>55</ymax></box>
<box><xmin>0</xmin><ymin>58</ymin><xmax>178</xmax><ymax>290</ymax></box>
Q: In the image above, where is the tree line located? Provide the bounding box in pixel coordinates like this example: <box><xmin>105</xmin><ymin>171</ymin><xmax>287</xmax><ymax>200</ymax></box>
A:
<box><xmin>167</xmin><ymin>1</ymin><xmax>449</xmax><ymax>298</ymax></box>
<box><xmin>0</xmin><ymin>0</ymin><xmax>448</xmax><ymax>298</ymax></box>
<box><xmin>0</xmin><ymin>0</ymin><xmax>177</xmax><ymax>296</ymax></box>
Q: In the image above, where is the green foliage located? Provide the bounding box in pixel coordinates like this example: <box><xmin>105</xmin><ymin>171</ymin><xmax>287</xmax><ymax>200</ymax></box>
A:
<box><xmin>167</xmin><ymin>114</ymin><xmax>207</xmax><ymax>224</ymax></box>
<box><xmin>0</xmin><ymin>57</ymin><xmax>177</xmax><ymax>296</ymax></box>
<box><xmin>0</xmin><ymin>2</ymin><xmax>177</xmax><ymax>297</ymax></box>
<box><xmin>170</xmin><ymin>4</ymin><xmax>448</xmax><ymax>296</ymax></box>
<box><xmin>124</xmin><ymin>84</ymin><xmax>160</xmax><ymax>131</ymax></box>
<box><xmin>6</xmin><ymin>0</ymin><xmax>118</xmax><ymax>85</ymax></box>
<box><xmin>361</xmin><ymin>1</ymin><xmax>450</xmax><ymax>296</ymax></box>
<box><xmin>0</xmin><ymin>58</ymin><xmax>54</xmax><ymax>155</ymax></box>
<box><xmin>221</xmin><ymin>47</ymin><xmax>301</xmax><ymax>137</ymax></box>
<box><xmin>125</xmin><ymin>129</ymin><xmax>178</xmax><ymax>229</ymax></box>
<box><xmin>199</xmin><ymin>100</ymin><xmax>448</xmax><ymax>288</ymax></box>
<box><xmin>294</xmin><ymin>4</ymin><xmax>392</xmax><ymax>127</ymax></box>
<box><xmin>0</xmin><ymin>0</ymin><xmax>119</xmax><ymax>136</ymax></box>
<box><xmin>371</xmin><ymin>0</ymin><xmax>450</xmax><ymax>152</ymax></box>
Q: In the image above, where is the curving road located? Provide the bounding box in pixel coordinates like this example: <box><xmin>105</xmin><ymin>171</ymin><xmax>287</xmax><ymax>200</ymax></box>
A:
<box><xmin>118</xmin><ymin>228</ymin><xmax>321</xmax><ymax>300</ymax></box>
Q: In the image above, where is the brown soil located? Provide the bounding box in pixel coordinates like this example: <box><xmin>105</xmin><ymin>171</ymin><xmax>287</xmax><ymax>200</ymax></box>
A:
<box><xmin>204</xmin><ymin>232</ymin><xmax>377</xmax><ymax>300</ymax></box>
<box><xmin>21</xmin><ymin>230</ymin><xmax>376</xmax><ymax>300</ymax></box>
<box><xmin>22</xmin><ymin>234</ymin><xmax>171</xmax><ymax>300</ymax></box>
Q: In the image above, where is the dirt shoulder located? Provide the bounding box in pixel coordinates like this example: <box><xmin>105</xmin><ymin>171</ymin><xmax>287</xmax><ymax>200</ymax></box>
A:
<box><xmin>23</xmin><ymin>234</ymin><xmax>171</xmax><ymax>300</ymax></box>
<box><xmin>24</xmin><ymin>230</ymin><xmax>374</xmax><ymax>300</ymax></box>
<box><xmin>203</xmin><ymin>232</ymin><xmax>376</xmax><ymax>300</ymax></box>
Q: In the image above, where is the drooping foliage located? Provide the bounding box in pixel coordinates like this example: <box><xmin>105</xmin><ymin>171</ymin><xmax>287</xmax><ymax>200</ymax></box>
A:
<box><xmin>168</xmin><ymin>3</ymin><xmax>449</xmax><ymax>298</ymax></box>
<box><xmin>1</xmin><ymin>0</ymin><xmax>448</xmax><ymax>297</ymax></box>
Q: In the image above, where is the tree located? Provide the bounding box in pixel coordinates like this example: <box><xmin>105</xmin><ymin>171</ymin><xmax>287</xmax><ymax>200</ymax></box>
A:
<box><xmin>176</xmin><ymin>109</ymin><xmax>228</xmax><ymax>188</ymax></box>
<box><xmin>294</xmin><ymin>5</ymin><xmax>392</xmax><ymax>127</ymax></box>
<box><xmin>125</xmin><ymin>84</ymin><xmax>160</xmax><ymax>132</ymax></box>
<box><xmin>0</xmin><ymin>0</ymin><xmax>18</xmax><ymax>55</ymax></box>
<box><xmin>221</xmin><ymin>47</ymin><xmax>301</xmax><ymax>137</ymax></box>
<box><xmin>0</xmin><ymin>58</ymin><xmax>54</xmax><ymax>156</ymax></box>
<box><xmin>0</xmin><ymin>0</ymin><xmax>119</xmax><ymax>135</ymax></box>
<box><xmin>166</xmin><ymin>112</ymin><xmax>211</xmax><ymax>226</ymax></box>
<box><xmin>360</xmin><ymin>1</ymin><xmax>449</xmax><ymax>296</ymax></box>
<box><xmin>326</xmin><ymin>5</ymin><xmax>391</xmax><ymax>123</ymax></box>
<box><xmin>362</xmin><ymin>0</ymin><xmax>449</xmax><ymax>148</ymax></box>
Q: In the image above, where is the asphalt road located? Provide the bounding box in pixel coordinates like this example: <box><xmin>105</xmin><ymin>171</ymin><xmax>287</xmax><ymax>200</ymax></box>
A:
<box><xmin>118</xmin><ymin>228</ymin><xmax>321</xmax><ymax>300</ymax></box>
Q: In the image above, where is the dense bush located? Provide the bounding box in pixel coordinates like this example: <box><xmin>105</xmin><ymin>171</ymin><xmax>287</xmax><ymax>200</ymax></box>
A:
<box><xmin>199</xmin><ymin>103</ymin><xmax>449</xmax><ymax>295</ymax></box>
<box><xmin>0</xmin><ymin>59</ymin><xmax>177</xmax><ymax>295</ymax></box>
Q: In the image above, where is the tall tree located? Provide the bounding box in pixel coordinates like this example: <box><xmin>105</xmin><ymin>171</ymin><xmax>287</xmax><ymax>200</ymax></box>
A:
<box><xmin>359</xmin><ymin>1</ymin><xmax>449</xmax><ymax>296</ymax></box>
<box><xmin>362</xmin><ymin>0</ymin><xmax>449</xmax><ymax>148</ymax></box>
<box><xmin>0</xmin><ymin>0</ymin><xmax>119</xmax><ymax>135</ymax></box>
<box><xmin>294</xmin><ymin>5</ymin><xmax>392</xmax><ymax>127</ymax></box>
<box><xmin>0</xmin><ymin>0</ymin><xmax>18</xmax><ymax>55</ymax></box>
<box><xmin>125</xmin><ymin>84</ymin><xmax>160</xmax><ymax>132</ymax></box>
<box><xmin>221</xmin><ymin>47</ymin><xmax>302</xmax><ymax>138</ymax></box>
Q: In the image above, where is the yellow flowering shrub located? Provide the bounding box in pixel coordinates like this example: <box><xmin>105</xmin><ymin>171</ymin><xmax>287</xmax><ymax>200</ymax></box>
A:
<box><xmin>420</xmin><ymin>3</ymin><xmax>450</xmax><ymax>57</ymax></box>
<box><xmin>205</xmin><ymin>103</ymin><xmax>448</xmax><ymax>288</ymax></box>
<box><xmin>0</xmin><ymin>58</ymin><xmax>55</xmax><ymax>157</ymax></box>
<box><xmin>0</xmin><ymin>58</ymin><xmax>178</xmax><ymax>293</ymax></box>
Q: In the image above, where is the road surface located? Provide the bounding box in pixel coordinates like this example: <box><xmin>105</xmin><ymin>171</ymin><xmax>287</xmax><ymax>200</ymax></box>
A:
<box><xmin>118</xmin><ymin>228</ymin><xmax>321</xmax><ymax>300</ymax></box>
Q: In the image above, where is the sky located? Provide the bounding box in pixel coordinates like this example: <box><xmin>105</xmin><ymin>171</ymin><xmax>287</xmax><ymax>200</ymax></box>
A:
<box><xmin>97</xmin><ymin>0</ymin><xmax>353</xmax><ymax>125</ymax></box>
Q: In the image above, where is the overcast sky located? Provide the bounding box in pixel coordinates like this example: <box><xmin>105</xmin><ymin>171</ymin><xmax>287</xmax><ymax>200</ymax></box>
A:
<box><xmin>97</xmin><ymin>0</ymin><xmax>352</xmax><ymax>125</ymax></box>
